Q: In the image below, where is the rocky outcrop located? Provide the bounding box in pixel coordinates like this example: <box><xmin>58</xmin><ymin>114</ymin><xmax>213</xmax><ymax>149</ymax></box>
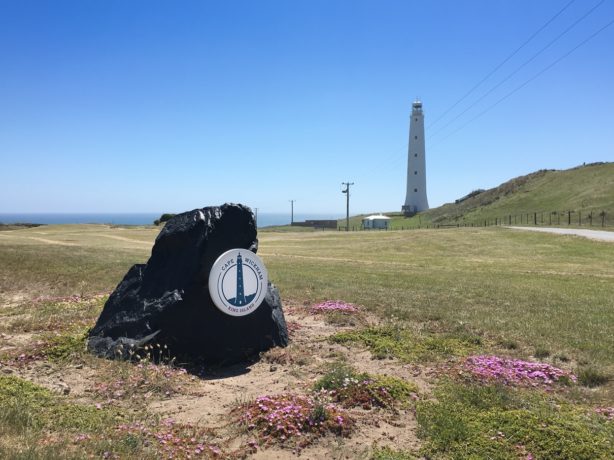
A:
<box><xmin>87</xmin><ymin>203</ymin><xmax>288</xmax><ymax>365</ymax></box>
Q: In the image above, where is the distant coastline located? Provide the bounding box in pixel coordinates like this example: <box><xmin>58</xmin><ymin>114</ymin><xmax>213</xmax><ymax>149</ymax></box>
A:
<box><xmin>0</xmin><ymin>212</ymin><xmax>342</xmax><ymax>228</ymax></box>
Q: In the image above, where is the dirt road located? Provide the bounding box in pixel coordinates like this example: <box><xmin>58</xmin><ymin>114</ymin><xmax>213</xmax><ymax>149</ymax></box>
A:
<box><xmin>507</xmin><ymin>226</ymin><xmax>614</xmax><ymax>242</ymax></box>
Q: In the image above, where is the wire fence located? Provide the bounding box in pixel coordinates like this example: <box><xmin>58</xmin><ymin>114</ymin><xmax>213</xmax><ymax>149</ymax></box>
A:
<box><xmin>336</xmin><ymin>210</ymin><xmax>612</xmax><ymax>231</ymax></box>
<box><xmin>460</xmin><ymin>209</ymin><xmax>612</xmax><ymax>229</ymax></box>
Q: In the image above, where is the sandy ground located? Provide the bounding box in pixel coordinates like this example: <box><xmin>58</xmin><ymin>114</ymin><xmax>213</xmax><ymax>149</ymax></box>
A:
<box><xmin>0</xmin><ymin>303</ymin><xmax>425</xmax><ymax>458</ymax></box>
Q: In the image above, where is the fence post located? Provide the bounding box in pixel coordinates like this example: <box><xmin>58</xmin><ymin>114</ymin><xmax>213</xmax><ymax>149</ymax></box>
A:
<box><xmin>534</xmin><ymin>212</ymin><xmax>537</xmax><ymax>225</ymax></box>
<box><xmin>589</xmin><ymin>212</ymin><xmax>593</xmax><ymax>226</ymax></box>
<box><xmin>568</xmin><ymin>211</ymin><xmax>571</xmax><ymax>226</ymax></box>
<box><xmin>602</xmin><ymin>211</ymin><xmax>606</xmax><ymax>227</ymax></box>
<box><xmin>579</xmin><ymin>211</ymin><xmax>582</xmax><ymax>226</ymax></box>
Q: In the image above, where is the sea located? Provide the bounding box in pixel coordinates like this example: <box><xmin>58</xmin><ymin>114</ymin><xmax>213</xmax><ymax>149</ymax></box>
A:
<box><xmin>0</xmin><ymin>212</ymin><xmax>342</xmax><ymax>228</ymax></box>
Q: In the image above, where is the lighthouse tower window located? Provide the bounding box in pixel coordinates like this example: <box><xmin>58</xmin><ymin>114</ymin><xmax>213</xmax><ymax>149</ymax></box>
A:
<box><xmin>414</xmin><ymin>136</ymin><xmax>418</xmax><ymax>140</ymax></box>
<box><xmin>414</xmin><ymin>153</ymin><xmax>418</xmax><ymax>157</ymax></box>
<box><xmin>414</xmin><ymin>171</ymin><xmax>418</xmax><ymax>175</ymax></box>
<box><xmin>414</xmin><ymin>188</ymin><xmax>418</xmax><ymax>192</ymax></box>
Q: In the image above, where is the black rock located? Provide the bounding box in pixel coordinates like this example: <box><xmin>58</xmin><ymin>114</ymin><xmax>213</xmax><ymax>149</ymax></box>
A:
<box><xmin>87</xmin><ymin>203</ymin><xmax>288</xmax><ymax>365</ymax></box>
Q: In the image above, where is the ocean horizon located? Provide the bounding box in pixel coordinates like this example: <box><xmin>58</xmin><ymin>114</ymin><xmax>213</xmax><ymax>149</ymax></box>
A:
<box><xmin>0</xmin><ymin>212</ymin><xmax>343</xmax><ymax>228</ymax></box>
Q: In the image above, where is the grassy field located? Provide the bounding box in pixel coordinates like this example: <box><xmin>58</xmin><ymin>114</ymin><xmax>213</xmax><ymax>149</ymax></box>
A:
<box><xmin>0</xmin><ymin>224</ymin><xmax>613</xmax><ymax>458</ymax></box>
<box><xmin>262</xmin><ymin>227</ymin><xmax>614</xmax><ymax>367</ymax></box>
<box><xmin>343</xmin><ymin>162</ymin><xmax>614</xmax><ymax>229</ymax></box>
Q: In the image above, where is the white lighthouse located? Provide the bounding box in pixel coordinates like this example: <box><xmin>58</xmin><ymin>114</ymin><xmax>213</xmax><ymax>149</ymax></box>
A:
<box><xmin>402</xmin><ymin>100</ymin><xmax>429</xmax><ymax>216</ymax></box>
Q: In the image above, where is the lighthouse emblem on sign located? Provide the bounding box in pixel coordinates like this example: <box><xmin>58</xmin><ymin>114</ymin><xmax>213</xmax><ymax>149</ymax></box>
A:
<box><xmin>208</xmin><ymin>249</ymin><xmax>268</xmax><ymax>316</ymax></box>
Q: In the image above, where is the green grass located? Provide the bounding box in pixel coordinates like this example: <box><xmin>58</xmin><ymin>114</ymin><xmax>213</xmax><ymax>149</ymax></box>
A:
<box><xmin>0</xmin><ymin>374</ymin><xmax>116</xmax><ymax>430</ymax></box>
<box><xmin>0</xmin><ymin>224</ymin><xmax>155</xmax><ymax>300</ymax></box>
<box><xmin>416</xmin><ymin>381</ymin><xmax>614</xmax><ymax>459</ymax></box>
<box><xmin>0</xmin><ymin>298</ymin><xmax>105</xmax><ymax>334</ymax></box>
<box><xmin>443</xmin><ymin>162</ymin><xmax>614</xmax><ymax>225</ymax></box>
<box><xmin>42</xmin><ymin>327</ymin><xmax>89</xmax><ymax>362</ymax></box>
<box><xmin>340</xmin><ymin>162</ymin><xmax>614</xmax><ymax>229</ymax></box>
<box><xmin>0</xmin><ymin>374</ymin><xmax>188</xmax><ymax>459</ymax></box>
<box><xmin>1</xmin><ymin>221</ymin><xmax>614</xmax><ymax>456</ymax></box>
<box><xmin>260</xmin><ymin>227</ymin><xmax>614</xmax><ymax>371</ymax></box>
<box><xmin>2</xmin><ymin>223</ymin><xmax>613</xmax><ymax>374</ymax></box>
<box><xmin>331</xmin><ymin>325</ymin><xmax>481</xmax><ymax>362</ymax></box>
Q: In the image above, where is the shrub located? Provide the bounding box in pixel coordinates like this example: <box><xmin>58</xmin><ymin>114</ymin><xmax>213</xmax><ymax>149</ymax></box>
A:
<box><xmin>153</xmin><ymin>213</ymin><xmax>176</xmax><ymax>226</ymax></box>
<box><xmin>534</xmin><ymin>347</ymin><xmax>550</xmax><ymax>358</ymax></box>
<box><xmin>314</xmin><ymin>363</ymin><xmax>418</xmax><ymax>409</ymax></box>
<box><xmin>237</xmin><ymin>393</ymin><xmax>353</xmax><ymax>448</ymax></box>
<box><xmin>577</xmin><ymin>367</ymin><xmax>609</xmax><ymax>388</ymax></box>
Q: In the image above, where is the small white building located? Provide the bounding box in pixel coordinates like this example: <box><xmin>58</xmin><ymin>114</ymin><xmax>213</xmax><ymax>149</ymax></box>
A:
<box><xmin>362</xmin><ymin>214</ymin><xmax>391</xmax><ymax>230</ymax></box>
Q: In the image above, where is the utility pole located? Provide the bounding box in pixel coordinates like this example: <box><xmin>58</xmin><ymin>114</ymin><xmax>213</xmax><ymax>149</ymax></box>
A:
<box><xmin>341</xmin><ymin>182</ymin><xmax>354</xmax><ymax>231</ymax></box>
<box><xmin>289</xmin><ymin>200</ymin><xmax>295</xmax><ymax>225</ymax></box>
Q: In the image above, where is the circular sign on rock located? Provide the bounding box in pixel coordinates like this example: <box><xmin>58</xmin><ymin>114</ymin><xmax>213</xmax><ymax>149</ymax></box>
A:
<box><xmin>208</xmin><ymin>249</ymin><xmax>268</xmax><ymax>316</ymax></box>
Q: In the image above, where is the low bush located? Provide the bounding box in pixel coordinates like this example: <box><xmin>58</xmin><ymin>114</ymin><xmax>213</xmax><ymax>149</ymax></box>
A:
<box><xmin>236</xmin><ymin>393</ymin><xmax>353</xmax><ymax>448</ymax></box>
<box><xmin>577</xmin><ymin>367</ymin><xmax>609</xmax><ymax>388</ymax></box>
<box><xmin>314</xmin><ymin>363</ymin><xmax>418</xmax><ymax>409</ymax></box>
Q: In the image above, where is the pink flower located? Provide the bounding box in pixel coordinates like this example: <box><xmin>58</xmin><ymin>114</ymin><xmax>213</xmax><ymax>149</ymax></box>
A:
<box><xmin>463</xmin><ymin>355</ymin><xmax>575</xmax><ymax>387</ymax></box>
<box><xmin>312</xmin><ymin>300</ymin><xmax>358</xmax><ymax>314</ymax></box>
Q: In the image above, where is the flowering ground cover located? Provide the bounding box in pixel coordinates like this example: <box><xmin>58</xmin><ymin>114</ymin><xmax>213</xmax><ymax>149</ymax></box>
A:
<box><xmin>1</xmin><ymin>225</ymin><xmax>614</xmax><ymax>459</ymax></box>
<box><xmin>237</xmin><ymin>393</ymin><xmax>354</xmax><ymax>449</ymax></box>
<box><xmin>314</xmin><ymin>363</ymin><xmax>418</xmax><ymax>410</ymax></box>
<box><xmin>311</xmin><ymin>300</ymin><xmax>359</xmax><ymax>313</ymax></box>
<box><xmin>462</xmin><ymin>355</ymin><xmax>576</xmax><ymax>387</ymax></box>
<box><xmin>114</xmin><ymin>418</ymin><xmax>223</xmax><ymax>459</ymax></box>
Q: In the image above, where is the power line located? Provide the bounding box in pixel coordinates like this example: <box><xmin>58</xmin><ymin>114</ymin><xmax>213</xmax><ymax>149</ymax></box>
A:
<box><xmin>429</xmin><ymin>0</ymin><xmax>606</xmax><ymax>141</ymax></box>
<box><xmin>362</xmin><ymin>1</ymin><xmax>591</xmax><ymax>180</ymax></box>
<box><xmin>363</xmin><ymin>1</ymin><xmax>611</xmax><ymax>180</ymax></box>
<box><xmin>431</xmin><ymin>16</ymin><xmax>614</xmax><ymax>148</ymax></box>
<box><xmin>427</xmin><ymin>0</ymin><xmax>578</xmax><ymax>130</ymax></box>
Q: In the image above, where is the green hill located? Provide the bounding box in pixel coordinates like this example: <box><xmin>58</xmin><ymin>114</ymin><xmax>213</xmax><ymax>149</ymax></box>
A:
<box><xmin>346</xmin><ymin>162</ymin><xmax>614</xmax><ymax>229</ymax></box>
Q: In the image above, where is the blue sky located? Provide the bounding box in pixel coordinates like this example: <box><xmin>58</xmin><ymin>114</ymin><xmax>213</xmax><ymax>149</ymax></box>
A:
<box><xmin>1</xmin><ymin>0</ymin><xmax>613</xmax><ymax>216</ymax></box>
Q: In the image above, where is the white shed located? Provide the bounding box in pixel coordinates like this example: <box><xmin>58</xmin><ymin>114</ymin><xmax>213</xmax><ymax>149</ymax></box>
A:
<box><xmin>362</xmin><ymin>214</ymin><xmax>391</xmax><ymax>229</ymax></box>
